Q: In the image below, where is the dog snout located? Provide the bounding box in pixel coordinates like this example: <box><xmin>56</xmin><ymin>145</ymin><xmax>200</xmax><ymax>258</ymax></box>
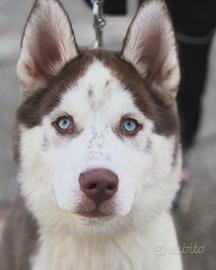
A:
<box><xmin>79</xmin><ymin>169</ymin><xmax>119</xmax><ymax>206</ymax></box>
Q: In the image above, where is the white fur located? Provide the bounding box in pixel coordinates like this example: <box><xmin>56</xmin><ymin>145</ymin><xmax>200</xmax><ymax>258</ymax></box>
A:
<box><xmin>17</xmin><ymin>0</ymin><xmax>78</xmax><ymax>93</ymax></box>
<box><xmin>18</xmin><ymin>60</ymin><xmax>182</xmax><ymax>269</ymax></box>
<box><xmin>31</xmin><ymin>213</ymin><xmax>182</xmax><ymax>270</ymax></box>
<box><xmin>122</xmin><ymin>0</ymin><xmax>180</xmax><ymax>96</ymax></box>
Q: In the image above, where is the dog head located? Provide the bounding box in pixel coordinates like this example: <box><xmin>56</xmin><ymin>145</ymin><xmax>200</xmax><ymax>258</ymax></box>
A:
<box><xmin>16</xmin><ymin>0</ymin><xmax>181</xmax><ymax>234</ymax></box>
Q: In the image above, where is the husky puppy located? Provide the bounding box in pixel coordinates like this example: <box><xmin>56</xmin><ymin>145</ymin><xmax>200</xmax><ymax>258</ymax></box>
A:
<box><xmin>0</xmin><ymin>0</ymin><xmax>182</xmax><ymax>269</ymax></box>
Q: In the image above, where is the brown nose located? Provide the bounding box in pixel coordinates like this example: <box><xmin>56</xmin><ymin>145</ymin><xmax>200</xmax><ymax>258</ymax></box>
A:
<box><xmin>79</xmin><ymin>169</ymin><xmax>119</xmax><ymax>206</ymax></box>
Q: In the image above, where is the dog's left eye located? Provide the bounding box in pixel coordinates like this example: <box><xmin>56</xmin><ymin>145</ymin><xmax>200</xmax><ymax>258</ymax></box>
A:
<box><xmin>121</xmin><ymin>118</ymin><xmax>142</xmax><ymax>136</ymax></box>
<box><xmin>53</xmin><ymin>116</ymin><xmax>73</xmax><ymax>134</ymax></box>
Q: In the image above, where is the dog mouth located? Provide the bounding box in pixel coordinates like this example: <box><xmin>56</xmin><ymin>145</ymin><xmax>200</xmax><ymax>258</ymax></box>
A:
<box><xmin>75</xmin><ymin>196</ymin><xmax>116</xmax><ymax>219</ymax></box>
<box><xmin>76</xmin><ymin>209</ymin><xmax>113</xmax><ymax>218</ymax></box>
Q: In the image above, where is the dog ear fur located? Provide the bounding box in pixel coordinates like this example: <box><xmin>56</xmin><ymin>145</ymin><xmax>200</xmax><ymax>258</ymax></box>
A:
<box><xmin>121</xmin><ymin>0</ymin><xmax>180</xmax><ymax>99</ymax></box>
<box><xmin>17</xmin><ymin>0</ymin><xmax>79</xmax><ymax>96</ymax></box>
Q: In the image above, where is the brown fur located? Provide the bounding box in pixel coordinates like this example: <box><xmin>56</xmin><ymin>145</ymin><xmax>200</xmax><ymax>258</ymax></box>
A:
<box><xmin>17</xmin><ymin>49</ymin><xmax>180</xmax><ymax>137</ymax></box>
<box><xmin>0</xmin><ymin>197</ymin><xmax>38</xmax><ymax>270</ymax></box>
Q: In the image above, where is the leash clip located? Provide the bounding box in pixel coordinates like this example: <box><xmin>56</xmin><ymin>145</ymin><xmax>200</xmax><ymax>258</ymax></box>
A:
<box><xmin>92</xmin><ymin>0</ymin><xmax>106</xmax><ymax>48</ymax></box>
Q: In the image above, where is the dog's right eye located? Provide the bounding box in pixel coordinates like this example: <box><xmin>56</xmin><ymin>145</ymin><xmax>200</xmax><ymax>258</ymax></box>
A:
<box><xmin>53</xmin><ymin>116</ymin><xmax>74</xmax><ymax>134</ymax></box>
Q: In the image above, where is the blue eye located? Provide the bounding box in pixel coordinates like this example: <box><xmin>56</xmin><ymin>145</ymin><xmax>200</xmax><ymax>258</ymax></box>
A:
<box><xmin>58</xmin><ymin>118</ymin><xmax>71</xmax><ymax>130</ymax></box>
<box><xmin>54</xmin><ymin>116</ymin><xmax>73</xmax><ymax>133</ymax></box>
<box><xmin>121</xmin><ymin>118</ymin><xmax>141</xmax><ymax>135</ymax></box>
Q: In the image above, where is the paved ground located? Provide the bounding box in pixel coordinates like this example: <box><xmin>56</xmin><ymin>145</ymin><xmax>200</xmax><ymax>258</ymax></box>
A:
<box><xmin>0</xmin><ymin>1</ymin><xmax>216</xmax><ymax>269</ymax></box>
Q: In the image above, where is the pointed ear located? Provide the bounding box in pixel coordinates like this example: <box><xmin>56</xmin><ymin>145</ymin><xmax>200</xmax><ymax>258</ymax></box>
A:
<box><xmin>17</xmin><ymin>0</ymin><xmax>78</xmax><ymax>95</ymax></box>
<box><xmin>121</xmin><ymin>0</ymin><xmax>180</xmax><ymax>99</ymax></box>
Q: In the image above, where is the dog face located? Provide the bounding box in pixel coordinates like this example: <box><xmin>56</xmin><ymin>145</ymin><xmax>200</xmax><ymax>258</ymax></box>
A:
<box><xmin>16</xmin><ymin>0</ymin><xmax>181</xmax><ymax>233</ymax></box>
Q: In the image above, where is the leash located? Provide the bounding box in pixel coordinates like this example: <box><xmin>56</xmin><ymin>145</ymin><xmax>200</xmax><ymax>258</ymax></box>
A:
<box><xmin>91</xmin><ymin>0</ymin><xmax>106</xmax><ymax>48</ymax></box>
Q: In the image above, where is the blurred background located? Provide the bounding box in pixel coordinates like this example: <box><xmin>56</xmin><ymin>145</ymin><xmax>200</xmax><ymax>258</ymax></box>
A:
<box><xmin>0</xmin><ymin>0</ymin><xmax>216</xmax><ymax>269</ymax></box>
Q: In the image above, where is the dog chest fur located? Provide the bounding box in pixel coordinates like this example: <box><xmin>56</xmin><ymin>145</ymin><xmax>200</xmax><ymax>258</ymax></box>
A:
<box><xmin>31</xmin><ymin>213</ymin><xmax>182</xmax><ymax>270</ymax></box>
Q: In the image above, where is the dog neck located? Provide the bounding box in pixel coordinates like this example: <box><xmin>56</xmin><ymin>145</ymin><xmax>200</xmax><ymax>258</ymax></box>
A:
<box><xmin>31</xmin><ymin>212</ymin><xmax>182</xmax><ymax>270</ymax></box>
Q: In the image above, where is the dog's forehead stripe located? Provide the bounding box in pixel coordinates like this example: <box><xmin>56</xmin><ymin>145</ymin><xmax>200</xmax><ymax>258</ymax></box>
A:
<box><xmin>17</xmin><ymin>50</ymin><xmax>179</xmax><ymax>136</ymax></box>
<box><xmin>57</xmin><ymin>60</ymin><xmax>140</xmax><ymax>123</ymax></box>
